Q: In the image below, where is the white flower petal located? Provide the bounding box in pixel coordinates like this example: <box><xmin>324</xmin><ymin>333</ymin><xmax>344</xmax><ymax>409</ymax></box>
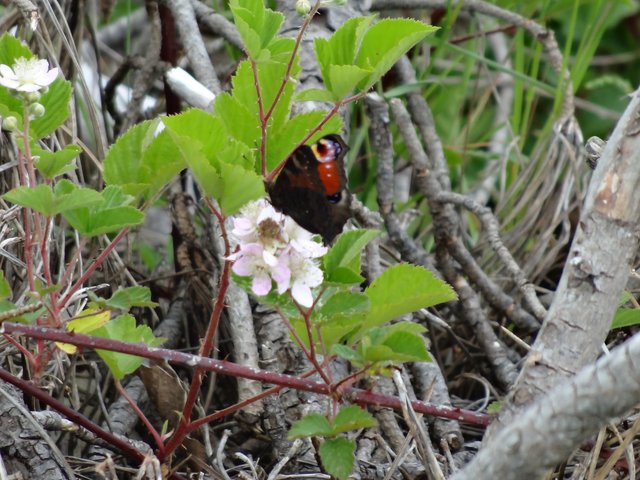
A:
<box><xmin>291</xmin><ymin>282</ymin><xmax>313</xmax><ymax>308</ymax></box>
<box><xmin>252</xmin><ymin>273</ymin><xmax>272</xmax><ymax>296</ymax></box>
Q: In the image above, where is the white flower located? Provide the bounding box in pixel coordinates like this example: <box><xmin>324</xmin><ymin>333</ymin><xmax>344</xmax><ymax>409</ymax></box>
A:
<box><xmin>230</xmin><ymin>243</ymin><xmax>274</xmax><ymax>296</ymax></box>
<box><xmin>0</xmin><ymin>57</ymin><xmax>58</xmax><ymax>93</ymax></box>
<box><xmin>230</xmin><ymin>199</ymin><xmax>327</xmax><ymax>308</ymax></box>
<box><xmin>232</xmin><ymin>199</ymin><xmax>285</xmax><ymax>247</ymax></box>
<box><xmin>287</xmin><ymin>251</ymin><xmax>324</xmax><ymax>308</ymax></box>
<box><xmin>284</xmin><ymin>217</ymin><xmax>328</xmax><ymax>259</ymax></box>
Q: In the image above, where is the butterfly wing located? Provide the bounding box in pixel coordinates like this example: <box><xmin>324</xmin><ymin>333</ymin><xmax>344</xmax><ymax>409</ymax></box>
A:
<box><xmin>268</xmin><ymin>136</ymin><xmax>351</xmax><ymax>243</ymax></box>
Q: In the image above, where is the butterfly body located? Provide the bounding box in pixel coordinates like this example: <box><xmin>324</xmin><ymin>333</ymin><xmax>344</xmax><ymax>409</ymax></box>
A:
<box><xmin>268</xmin><ymin>134</ymin><xmax>351</xmax><ymax>244</ymax></box>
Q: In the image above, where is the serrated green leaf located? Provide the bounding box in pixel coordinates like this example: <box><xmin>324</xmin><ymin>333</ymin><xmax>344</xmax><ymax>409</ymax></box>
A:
<box><xmin>106</xmin><ymin>287</ymin><xmax>158</xmax><ymax>310</ymax></box>
<box><xmin>217</xmin><ymin>161</ymin><xmax>265</xmax><ymax>215</ymax></box>
<box><xmin>0</xmin><ymin>34</ymin><xmax>34</xmax><ymax>64</ymax></box>
<box><xmin>30</xmin><ymin>78</ymin><xmax>71</xmax><ymax>139</ymax></box>
<box><xmin>315</xmin><ymin>16</ymin><xmax>375</xmax><ymax>92</ymax></box>
<box><xmin>324</xmin><ymin>229</ymin><xmax>379</xmax><ymax>282</ymax></box>
<box><xmin>325</xmin><ymin>267</ymin><xmax>364</xmax><ymax>285</ymax></box>
<box><xmin>229</xmin><ymin>0</ymin><xmax>284</xmax><ymax>58</ymax></box>
<box><xmin>33</xmin><ymin>144</ymin><xmax>81</xmax><ymax>179</ymax></box>
<box><xmin>332</xmin><ymin>344</ymin><xmax>363</xmax><ymax>365</ymax></box>
<box><xmin>319</xmin><ymin>438</ymin><xmax>355</xmax><ymax>480</ymax></box>
<box><xmin>611</xmin><ymin>308</ymin><xmax>640</xmax><ymax>329</ymax></box>
<box><xmin>163</xmin><ymin>109</ymin><xmax>254</xmax><ymax>169</ymax></box>
<box><xmin>0</xmin><ymin>271</ymin><xmax>10</xmax><ymax>299</ymax></box>
<box><xmin>3</xmin><ymin>184</ymin><xmax>55</xmax><ymax>216</ymax></box>
<box><xmin>288</xmin><ymin>414</ymin><xmax>333</xmax><ymax>438</ymax></box>
<box><xmin>103</xmin><ymin>119</ymin><xmax>159</xmax><ymax>189</ymax></box>
<box><xmin>92</xmin><ymin>314</ymin><xmax>164</xmax><ymax>380</ymax></box>
<box><xmin>331</xmin><ymin>406</ymin><xmax>377</xmax><ymax>434</ymax></box>
<box><xmin>381</xmin><ymin>331</ymin><xmax>430</xmax><ymax>362</ymax></box>
<box><xmin>61</xmin><ymin>185</ymin><xmax>144</xmax><ymax>236</ymax></box>
<box><xmin>53</xmin><ymin>179</ymin><xmax>104</xmax><ymax>213</ymax></box>
<box><xmin>296</xmin><ymin>88</ymin><xmax>336</xmax><ymax>103</ymax></box>
<box><xmin>214</xmin><ymin>92</ymin><xmax>261</xmax><ymax>147</ymax></box>
<box><xmin>318</xmin><ymin>292</ymin><xmax>370</xmax><ymax>319</ymax></box>
<box><xmin>364</xmin><ymin>264</ymin><xmax>456</xmax><ymax>328</ymax></box>
<box><xmin>328</xmin><ymin>64</ymin><xmax>371</xmax><ymax>100</ymax></box>
<box><xmin>355</xmin><ymin>19</ymin><xmax>438</xmax><ymax>91</ymax></box>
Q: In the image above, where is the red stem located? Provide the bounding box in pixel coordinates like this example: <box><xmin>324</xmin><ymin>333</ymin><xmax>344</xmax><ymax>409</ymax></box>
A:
<box><xmin>162</xmin><ymin>200</ymin><xmax>230</xmax><ymax>457</ymax></box>
<box><xmin>0</xmin><ymin>367</ymin><xmax>143</xmax><ymax>461</ymax></box>
<box><xmin>1</xmin><ymin>322</ymin><xmax>491</xmax><ymax>427</ymax></box>
<box><xmin>115</xmin><ymin>380</ymin><xmax>166</xmax><ymax>456</ymax></box>
<box><xmin>262</xmin><ymin>0</ymin><xmax>322</xmax><ymax>123</ymax></box>
<box><xmin>250</xmin><ymin>59</ymin><xmax>268</xmax><ymax>176</ymax></box>
<box><xmin>59</xmin><ymin>227</ymin><xmax>130</xmax><ymax>307</ymax></box>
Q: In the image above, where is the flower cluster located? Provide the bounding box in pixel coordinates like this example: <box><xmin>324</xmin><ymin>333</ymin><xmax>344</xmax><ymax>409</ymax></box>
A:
<box><xmin>229</xmin><ymin>199</ymin><xmax>327</xmax><ymax>308</ymax></box>
<box><xmin>0</xmin><ymin>57</ymin><xmax>58</xmax><ymax>94</ymax></box>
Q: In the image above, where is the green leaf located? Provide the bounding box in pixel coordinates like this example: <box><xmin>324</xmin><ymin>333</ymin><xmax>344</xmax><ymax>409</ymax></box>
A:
<box><xmin>611</xmin><ymin>308</ymin><xmax>640</xmax><ymax>329</ymax></box>
<box><xmin>288</xmin><ymin>414</ymin><xmax>333</xmax><ymax>438</ymax></box>
<box><xmin>318</xmin><ymin>292</ymin><xmax>370</xmax><ymax>319</ymax></box>
<box><xmin>332</xmin><ymin>406</ymin><xmax>377</xmax><ymax>434</ymax></box>
<box><xmin>0</xmin><ymin>34</ymin><xmax>34</xmax><ymax>64</ymax></box>
<box><xmin>325</xmin><ymin>267</ymin><xmax>364</xmax><ymax>285</ymax></box>
<box><xmin>217</xmin><ymin>161</ymin><xmax>265</xmax><ymax>215</ymax></box>
<box><xmin>381</xmin><ymin>331</ymin><xmax>430</xmax><ymax>362</ymax></box>
<box><xmin>324</xmin><ymin>229</ymin><xmax>379</xmax><ymax>282</ymax></box>
<box><xmin>2</xmin><ymin>181</ymin><xmax>103</xmax><ymax>217</ymax></box>
<box><xmin>162</xmin><ymin>109</ymin><xmax>255</xmax><ymax>170</ymax></box>
<box><xmin>105</xmin><ymin>287</ymin><xmax>158</xmax><ymax>310</ymax></box>
<box><xmin>332</xmin><ymin>344</ymin><xmax>363</xmax><ymax>365</ymax></box>
<box><xmin>53</xmin><ymin>180</ymin><xmax>104</xmax><ymax>213</ymax></box>
<box><xmin>364</xmin><ymin>264</ymin><xmax>456</xmax><ymax>328</ymax></box>
<box><xmin>296</xmin><ymin>88</ymin><xmax>336</xmax><ymax>103</ymax></box>
<box><xmin>103</xmin><ymin>119</ymin><xmax>160</xmax><ymax>193</ymax></box>
<box><xmin>61</xmin><ymin>185</ymin><xmax>144</xmax><ymax>236</ymax></box>
<box><xmin>315</xmin><ymin>16</ymin><xmax>375</xmax><ymax>93</ymax></box>
<box><xmin>0</xmin><ymin>271</ymin><xmax>11</xmax><ymax>299</ymax></box>
<box><xmin>319</xmin><ymin>438</ymin><xmax>355</xmax><ymax>480</ymax></box>
<box><xmin>328</xmin><ymin>64</ymin><xmax>371</xmax><ymax>100</ymax></box>
<box><xmin>33</xmin><ymin>144</ymin><xmax>81</xmax><ymax>179</ymax></box>
<box><xmin>355</xmin><ymin>19</ymin><xmax>438</xmax><ymax>91</ymax></box>
<box><xmin>3</xmin><ymin>184</ymin><xmax>55</xmax><ymax>216</ymax></box>
<box><xmin>165</xmin><ymin>126</ymin><xmax>265</xmax><ymax>216</ymax></box>
<box><xmin>30</xmin><ymin>78</ymin><xmax>72</xmax><ymax>139</ymax></box>
<box><xmin>214</xmin><ymin>92</ymin><xmax>261</xmax><ymax>148</ymax></box>
<box><xmin>92</xmin><ymin>314</ymin><xmax>164</xmax><ymax>380</ymax></box>
<box><xmin>229</xmin><ymin>0</ymin><xmax>284</xmax><ymax>58</ymax></box>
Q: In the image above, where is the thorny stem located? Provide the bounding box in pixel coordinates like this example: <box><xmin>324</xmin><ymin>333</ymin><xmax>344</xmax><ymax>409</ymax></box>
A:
<box><xmin>17</xmin><ymin>112</ymin><xmax>35</xmax><ymax>292</ymax></box>
<box><xmin>162</xmin><ymin>199</ymin><xmax>230</xmax><ymax>458</ymax></box>
<box><xmin>115</xmin><ymin>380</ymin><xmax>166</xmax><ymax>457</ymax></box>
<box><xmin>251</xmin><ymin>58</ymin><xmax>268</xmax><ymax>176</ymax></box>
<box><xmin>188</xmin><ymin>368</ymin><xmax>318</xmax><ymax>432</ymax></box>
<box><xmin>262</xmin><ymin>0</ymin><xmax>322</xmax><ymax>123</ymax></box>
<box><xmin>276</xmin><ymin>305</ymin><xmax>332</xmax><ymax>384</ymax></box>
<box><xmin>59</xmin><ymin>227</ymin><xmax>130</xmax><ymax>307</ymax></box>
<box><xmin>255</xmin><ymin>0</ymin><xmax>321</xmax><ymax>176</ymax></box>
<box><xmin>1</xmin><ymin>322</ymin><xmax>491</xmax><ymax>427</ymax></box>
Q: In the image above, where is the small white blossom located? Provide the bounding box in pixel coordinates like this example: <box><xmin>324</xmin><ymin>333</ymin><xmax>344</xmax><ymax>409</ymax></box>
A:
<box><xmin>284</xmin><ymin>217</ymin><xmax>328</xmax><ymax>259</ymax></box>
<box><xmin>229</xmin><ymin>243</ymin><xmax>274</xmax><ymax>296</ymax></box>
<box><xmin>0</xmin><ymin>57</ymin><xmax>58</xmax><ymax>93</ymax></box>
<box><xmin>287</xmin><ymin>251</ymin><xmax>324</xmax><ymax>308</ymax></box>
<box><xmin>229</xmin><ymin>199</ymin><xmax>327</xmax><ymax>307</ymax></box>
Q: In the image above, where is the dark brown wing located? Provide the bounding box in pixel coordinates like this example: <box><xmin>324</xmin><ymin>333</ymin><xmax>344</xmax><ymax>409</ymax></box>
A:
<box><xmin>267</xmin><ymin>136</ymin><xmax>351</xmax><ymax>244</ymax></box>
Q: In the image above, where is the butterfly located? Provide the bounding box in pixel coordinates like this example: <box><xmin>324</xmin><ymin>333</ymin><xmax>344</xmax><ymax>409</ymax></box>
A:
<box><xmin>267</xmin><ymin>134</ymin><xmax>352</xmax><ymax>244</ymax></box>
